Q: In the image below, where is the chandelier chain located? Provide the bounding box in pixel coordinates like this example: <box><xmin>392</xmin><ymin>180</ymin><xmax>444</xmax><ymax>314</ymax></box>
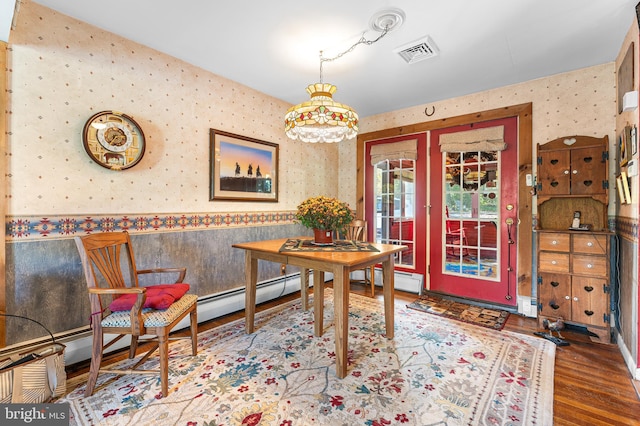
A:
<box><xmin>319</xmin><ymin>26</ymin><xmax>390</xmax><ymax>83</ymax></box>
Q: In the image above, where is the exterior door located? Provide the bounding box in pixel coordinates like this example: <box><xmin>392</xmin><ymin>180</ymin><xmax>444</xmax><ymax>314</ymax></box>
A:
<box><xmin>365</xmin><ymin>134</ymin><xmax>428</xmax><ymax>277</ymax></box>
<box><xmin>429</xmin><ymin>117</ymin><xmax>518</xmax><ymax>306</ymax></box>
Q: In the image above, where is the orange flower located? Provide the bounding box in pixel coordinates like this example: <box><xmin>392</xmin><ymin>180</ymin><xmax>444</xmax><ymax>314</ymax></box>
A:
<box><xmin>295</xmin><ymin>196</ymin><xmax>354</xmax><ymax>232</ymax></box>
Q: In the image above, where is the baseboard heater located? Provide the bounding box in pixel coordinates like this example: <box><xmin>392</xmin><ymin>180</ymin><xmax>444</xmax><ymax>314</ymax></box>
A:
<box><xmin>381</xmin><ymin>269</ymin><xmax>423</xmax><ymax>294</ymax></box>
<box><xmin>51</xmin><ymin>273</ymin><xmax>304</xmax><ymax>366</ymax></box>
<box><xmin>323</xmin><ymin>269</ymin><xmax>423</xmax><ymax>295</ymax></box>
<box><xmin>14</xmin><ymin>269</ymin><xmax>422</xmax><ymax>366</ymax></box>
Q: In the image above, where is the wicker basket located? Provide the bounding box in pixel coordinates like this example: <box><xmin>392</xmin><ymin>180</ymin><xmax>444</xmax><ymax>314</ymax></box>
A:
<box><xmin>0</xmin><ymin>341</ymin><xmax>66</xmax><ymax>403</ymax></box>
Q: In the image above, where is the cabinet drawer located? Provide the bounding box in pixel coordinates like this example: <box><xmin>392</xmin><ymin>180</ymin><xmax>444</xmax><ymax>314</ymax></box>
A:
<box><xmin>539</xmin><ymin>252</ymin><xmax>569</xmax><ymax>273</ymax></box>
<box><xmin>572</xmin><ymin>254</ymin><xmax>607</xmax><ymax>277</ymax></box>
<box><xmin>572</xmin><ymin>234</ymin><xmax>608</xmax><ymax>255</ymax></box>
<box><xmin>539</xmin><ymin>233</ymin><xmax>570</xmax><ymax>252</ymax></box>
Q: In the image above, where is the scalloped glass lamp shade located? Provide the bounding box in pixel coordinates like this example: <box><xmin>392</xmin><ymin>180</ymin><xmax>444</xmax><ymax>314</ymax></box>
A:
<box><xmin>284</xmin><ymin>83</ymin><xmax>359</xmax><ymax>143</ymax></box>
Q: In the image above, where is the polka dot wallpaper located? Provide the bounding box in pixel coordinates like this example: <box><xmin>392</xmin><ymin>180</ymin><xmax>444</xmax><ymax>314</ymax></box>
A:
<box><xmin>6</xmin><ymin>0</ymin><xmax>340</xmax><ymax>238</ymax></box>
<box><xmin>338</xmin><ymin>63</ymin><xmax>618</xmax><ymax>208</ymax></box>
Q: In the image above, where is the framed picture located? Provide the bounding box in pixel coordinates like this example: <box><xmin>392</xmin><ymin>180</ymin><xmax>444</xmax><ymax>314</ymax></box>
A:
<box><xmin>622</xmin><ymin>171</ymin><xmax>632</xmax><ymax>204</ymax></box>
<box><xmin>632</xmin><ymin>125</ymin><xmax>638</xmax><ymax>155</ymax></box>
<box><xmin>209</xmin><ymin>129</ymin><xmax>278</xmax><ymax>202</ymax></box>
<box><xmin>617</xmin><ymin>175</ymin><xmax>628</xmax><ymax>204</ymax></box>
<box><xmin>619</xmin><ymin>134</ymin><xmax>629</xmax><ymax>168</ymax></box>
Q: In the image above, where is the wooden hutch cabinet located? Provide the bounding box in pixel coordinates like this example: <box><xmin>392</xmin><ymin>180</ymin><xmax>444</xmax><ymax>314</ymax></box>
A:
<box><xmin>536</xmin><ymin>135</ymin><xmax>612</xmax><ymax>342</ymax></box>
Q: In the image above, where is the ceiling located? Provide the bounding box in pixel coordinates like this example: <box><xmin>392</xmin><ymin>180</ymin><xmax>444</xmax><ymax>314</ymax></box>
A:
<box><xmin>27</xmin><ymin>0</ymin><xmax>640</xmax><ymax>118</ymax></box>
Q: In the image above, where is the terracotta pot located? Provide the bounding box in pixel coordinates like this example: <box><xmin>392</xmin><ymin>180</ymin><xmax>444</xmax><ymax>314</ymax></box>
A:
<box><xmin>313</xmin><ymin>228</ymin><xmax>333</xmax><ymax>244</ymax></box>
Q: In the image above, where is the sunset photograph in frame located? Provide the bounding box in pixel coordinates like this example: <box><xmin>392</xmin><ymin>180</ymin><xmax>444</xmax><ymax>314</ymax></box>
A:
<box><xmin>210</xmin><ymin>129</ymin><xmax>278</xmax><ymax>202</ymax></box>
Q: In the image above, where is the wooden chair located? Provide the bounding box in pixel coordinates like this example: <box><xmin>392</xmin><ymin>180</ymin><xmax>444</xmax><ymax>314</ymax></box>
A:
<box><xmin>74</xmin><ymin>231</ymin><xmax>198</xmax><ymax>398</ymax></box>
<box><xmin>445</xmin><ymin>206</ymin><xmax>469</xmax><ymax>256</ymax></box>
<box><xmin>341</xmin><ymin>220</ymin><xmax>376</xmax><ymax>297</ymax></box>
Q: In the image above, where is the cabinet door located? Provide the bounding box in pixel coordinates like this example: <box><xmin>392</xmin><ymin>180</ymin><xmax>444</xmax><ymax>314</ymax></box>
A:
<box><xmin>571</xmin><ymin>276</ymin><xmax>609</xmax><ymax>326</ymax></box>
<box><xmin>538</xmin><ymin>272</ymin><xmax>571</xmax><ymax>319</ymax></box>
<box><xmin>570</xmin><ymin>146</ymin><xmax>606</xmax><ymax>196</ymax></box>
<box><xmin>538</xmin><ymin>150</ymin><xmax>570</xmax><ymax>195</ymax></box>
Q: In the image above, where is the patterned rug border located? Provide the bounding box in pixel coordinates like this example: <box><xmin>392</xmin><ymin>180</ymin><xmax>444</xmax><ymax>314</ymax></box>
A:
<box><xmin>407</xmin><ymin>294</ymin><xmax>511</xmax><ymax>331</ymax></box>
<box><xmin>59</xmin><ymin>289</ymin><xmax>555</xmax><ymax>426</ymax></box>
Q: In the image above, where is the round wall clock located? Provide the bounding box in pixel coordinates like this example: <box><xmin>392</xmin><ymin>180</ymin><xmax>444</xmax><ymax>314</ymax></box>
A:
<box><xmin>82</xmin><ymin>110</ymin><xmax>146</xmax><ymax>170</ymax></box>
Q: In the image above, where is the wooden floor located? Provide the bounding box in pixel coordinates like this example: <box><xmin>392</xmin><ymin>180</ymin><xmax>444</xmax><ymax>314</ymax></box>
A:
<box><xmin>67</xmin><ymin>284</ymin><xmax>640</xmax><ymax>425</ymax></box>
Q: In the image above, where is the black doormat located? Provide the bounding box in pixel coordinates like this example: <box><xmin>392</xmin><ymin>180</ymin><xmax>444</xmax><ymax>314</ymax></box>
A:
<box><xmin>407</xmin><ymin>294</ymin><xmax>510</xmax><ymax>331</ymax></box>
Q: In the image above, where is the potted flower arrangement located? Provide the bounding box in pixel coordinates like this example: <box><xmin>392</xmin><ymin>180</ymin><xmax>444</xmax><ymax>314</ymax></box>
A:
<box><xmin>295</xmin><ymin>195</ymin><xmax>354</xmax><ymax>244</ymax></box>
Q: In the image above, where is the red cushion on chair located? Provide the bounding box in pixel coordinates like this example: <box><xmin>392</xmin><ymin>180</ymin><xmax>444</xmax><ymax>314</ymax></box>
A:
<box><xmin>109</xmin><ymin>283</ymin><xmax>190</xmax><ymax>311</ymax></box>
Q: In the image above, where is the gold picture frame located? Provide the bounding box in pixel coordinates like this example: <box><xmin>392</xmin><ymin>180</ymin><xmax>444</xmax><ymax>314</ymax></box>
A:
<box><xmin>617</xmin><ymin>175</ymin><xmax>628</xmax><ymax>204</ymax></box>
<box><xmin>621</xmin><ymin>171</ymin><xmax>632</xmax><ymax>205</ymax></box>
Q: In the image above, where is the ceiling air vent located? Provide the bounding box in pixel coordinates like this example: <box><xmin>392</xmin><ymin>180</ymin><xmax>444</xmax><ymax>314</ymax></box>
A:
<box><xmin>394</xmin><ymin>36</ymin><xmax>439</xmax><ymax>64</ymax></box>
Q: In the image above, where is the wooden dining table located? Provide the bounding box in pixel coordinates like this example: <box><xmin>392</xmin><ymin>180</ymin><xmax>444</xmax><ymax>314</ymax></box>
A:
<box><xmin>232</xmin><ymin>237</ymin><xmax>406</xmax><ymax>378</ymax></box>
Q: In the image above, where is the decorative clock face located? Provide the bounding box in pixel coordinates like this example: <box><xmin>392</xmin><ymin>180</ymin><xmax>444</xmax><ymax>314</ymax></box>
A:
<box><xmin>82</xmin><ymin>111</ymin><xmax>145</xmax><ymax>170</ymax></box>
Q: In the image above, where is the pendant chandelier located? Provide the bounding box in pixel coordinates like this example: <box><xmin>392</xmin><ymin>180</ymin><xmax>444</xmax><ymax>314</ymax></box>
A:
<box><xmin>284</xmin><ymin>80</ymin><xmax>358</xmax><ymax>144</ymax></box>
<box><xmin>284</xmin><ymin>9</ymin><xmax>405</xmax><ymax>143</ymax></box>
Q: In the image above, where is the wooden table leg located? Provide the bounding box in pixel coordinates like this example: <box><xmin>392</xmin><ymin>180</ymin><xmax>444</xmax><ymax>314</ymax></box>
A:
<box><xmin>334</xmin><ymin>265</ymin><xmax>350</xmax><ymax>378</ymax></box>
<box><xmin>313</xmin><ymin>270</ymin><xmax>324</xmax><ymax>337</ymax></box>
<box><xmin>382</xmin><ymin>255</ymin><xmax>395</xmax><ymax>339</ymax></box>
<box><xmin>300</xmin><ymin>267</ymin><xmax>309</xmax><ymax>311</ymax></box>
<box><xmin>244</xmin><ymin>251</ymin><xmax>258</xmax><ymax>334</ymax></box>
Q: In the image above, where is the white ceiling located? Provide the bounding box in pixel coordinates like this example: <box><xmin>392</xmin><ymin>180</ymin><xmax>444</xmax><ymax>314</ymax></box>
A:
<box><xmin>29</xmin><ymin>0</ymin><xmax>639</xmax><ymax>117</ymax></box>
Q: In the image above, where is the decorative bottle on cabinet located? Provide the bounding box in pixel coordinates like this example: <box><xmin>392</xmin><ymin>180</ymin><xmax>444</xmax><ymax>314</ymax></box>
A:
<box><xmin>536</xmin><ymin>135</ymin><xmax>612</xmax><ymax>342</ymax></box>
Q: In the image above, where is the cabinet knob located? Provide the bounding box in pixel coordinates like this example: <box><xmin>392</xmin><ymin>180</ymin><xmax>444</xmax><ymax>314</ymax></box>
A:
<box><xmin>565</xmin><ymin>295</ymin><xmax>570</xmax><ymax>300</ymax></box>
<box><xmin>587</xmin><ymin>241</ymin><xmax>593</xmax><ymax>247</ymax></box>
<box><xmin>572</xmin><ymin>169</ymin><xmax>578</xmax><ymax>174</ymax></box>
<box><xmin>551</xmin><ymin>240</ymin><xmax>558</xmax><ymax>245</ymax></box>
<box><xmin>551</xmin><ymin>260</ymin><xmax>557</xmax><ymax>265</ymax></box>
<box><xmin>563</xmin><ymin>170</ymin><xmax>569</xmax><ymax>175</ymax></box>
<box><xmin>587</xmin><ymin>264</ymin><xmax>593</xmax><ymax>269</ymax></box>
<box><xmin>573</xmin><ymin>297</ymin><xmax>579</xmax><ymax>301</ymax></box>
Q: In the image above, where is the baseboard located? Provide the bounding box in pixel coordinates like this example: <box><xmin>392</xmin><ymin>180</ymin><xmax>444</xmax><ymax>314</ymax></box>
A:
<box><xmin>616</xmin><ymin>331</ymin><xmax>640</xmax><ymax>381</ymax></box>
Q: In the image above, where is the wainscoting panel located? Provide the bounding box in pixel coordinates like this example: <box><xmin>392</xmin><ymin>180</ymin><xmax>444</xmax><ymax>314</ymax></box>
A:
<box><xmin>4</xmin><ymin>224</ymin><xmax>308</xmax><ymax>346</ymax></box>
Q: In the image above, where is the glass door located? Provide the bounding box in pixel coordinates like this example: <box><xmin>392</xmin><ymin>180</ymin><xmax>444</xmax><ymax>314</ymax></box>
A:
<box><xmin>374</xmin><ymin>159</ymin><xmax>415</xmax><ymax>267</ymax></box>
<box><xmin>365</xmin><ymin>134</ymin><xmax>427</xmax><ymax>276</ymax></box>
<box><xmin>429</xmin><ymin>118</ymin><xmax>518</xmax><ymax>306</ymax></box>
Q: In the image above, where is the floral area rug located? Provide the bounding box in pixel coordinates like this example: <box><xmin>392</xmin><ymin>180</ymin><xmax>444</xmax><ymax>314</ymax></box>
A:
<box><xmin>58</xmin><ymin>289</ymin><xmax>554</xmax><ymax>425</ymax></box>
<box><xmin>407</xmin><ymin>294</ymin><xmax>511</xmax><ymax>331</ymax></box>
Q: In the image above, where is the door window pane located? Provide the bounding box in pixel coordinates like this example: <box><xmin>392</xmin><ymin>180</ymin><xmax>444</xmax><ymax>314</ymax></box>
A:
<box><xmin>374</xmin><ymin>159</ymin><xmax>416</xmax><ymax>268</ymax></box>
<box><xmin>443</xmin><ymin>150</ymin><xmax>500</xmax><ymax>281</ymax></box>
